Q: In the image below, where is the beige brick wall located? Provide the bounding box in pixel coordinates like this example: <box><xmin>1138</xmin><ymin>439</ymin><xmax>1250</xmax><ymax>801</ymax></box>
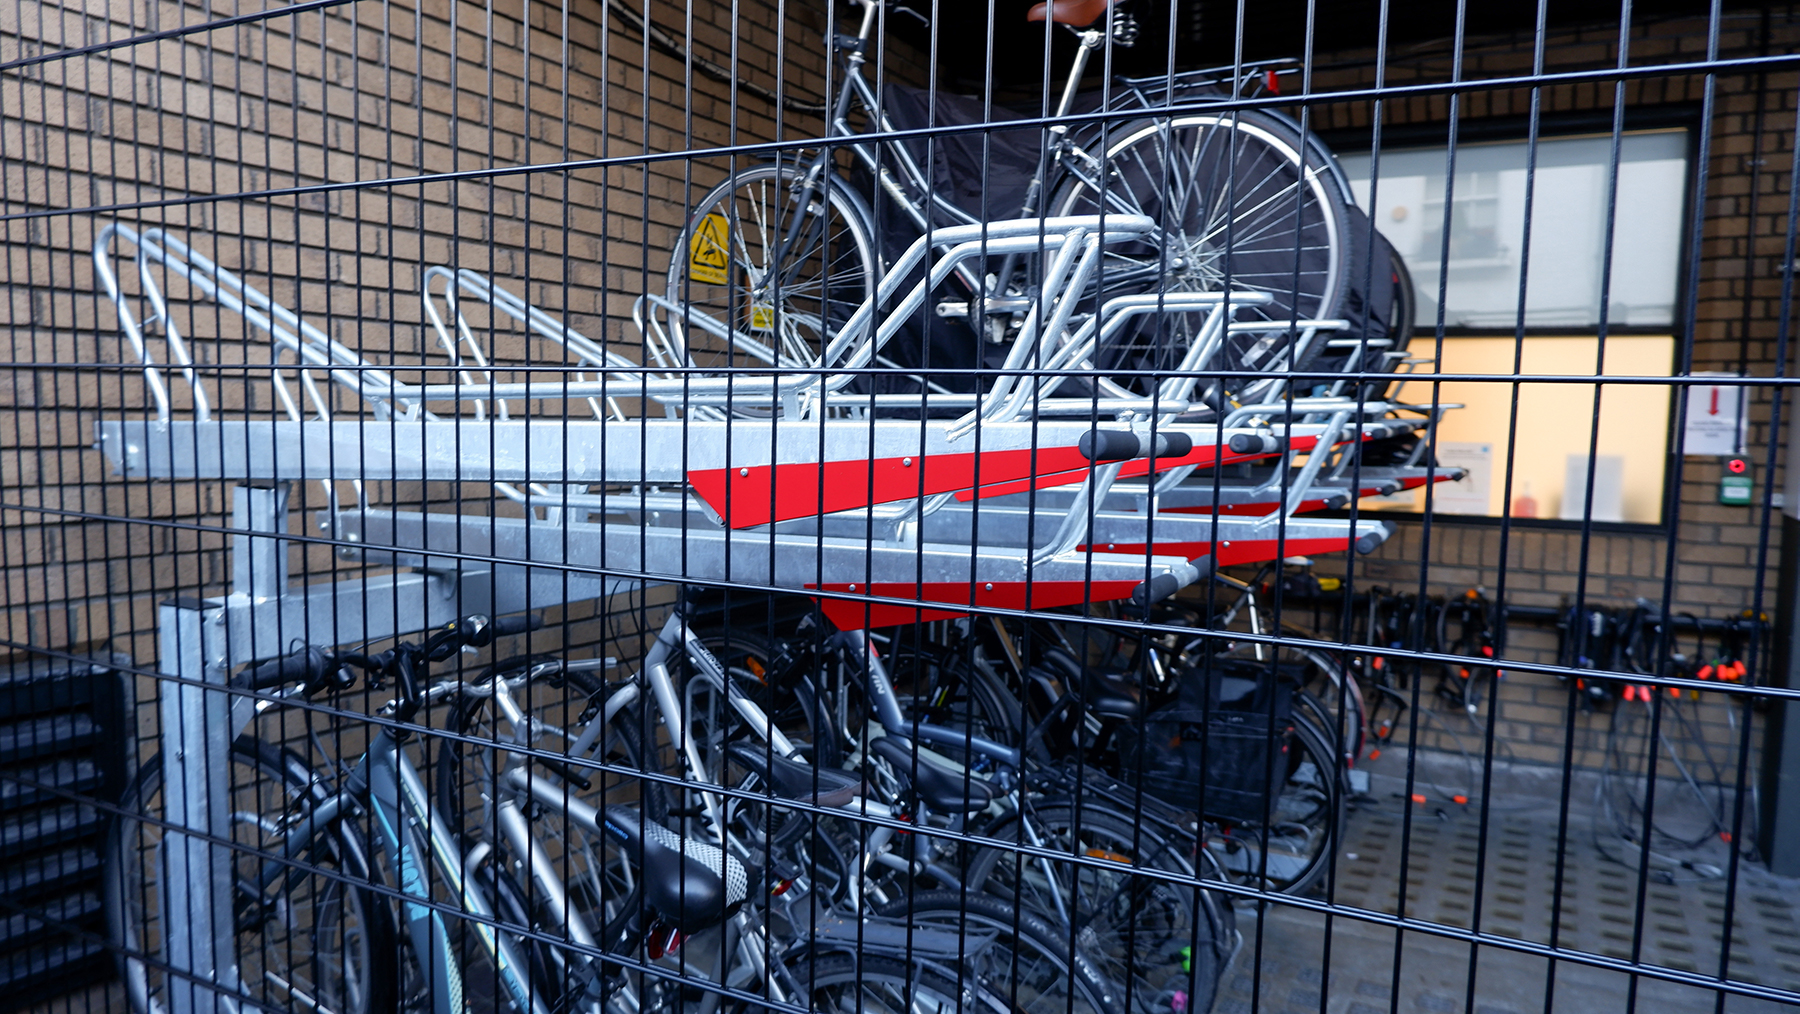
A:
<box><xmin>0</xmin><ymin>0</ymin><xmax>930</xmax><ymax>667</ymax></box>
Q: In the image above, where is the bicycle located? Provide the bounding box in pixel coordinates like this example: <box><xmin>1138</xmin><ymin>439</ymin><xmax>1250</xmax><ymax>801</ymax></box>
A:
<box><xmin>654</xmin><ymin>0</ymin><xmax>1360</xmax><ymax>401</ymax></box>
<box><xmin>683</xmin><ymin>606</ymin><xmax>1241</xmax><ymax>1013</ymax></box>
<box><xmin>107</xmin><ymin>612</ymin><xmax>1136</xmax><ymax>1014</ymax></box>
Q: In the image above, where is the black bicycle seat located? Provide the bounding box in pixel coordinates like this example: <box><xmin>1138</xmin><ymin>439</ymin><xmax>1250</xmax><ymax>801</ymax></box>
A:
<box><xmin>1082</xmin><ymin>668</ymin><xmax>1143</xmax><ymax>722</ymax></box>
<box><xmin>868</xmin><ymin>736</ymin><xmax>997</xmax><ymax>814</ymax></box>
<box><xmin>598</xmin><ymin>808</ymin><xmax>749</xmax><ymax>934</ymax></box>
<box><xmin>727</xmin><ymin>743</ymin><xmax>862</xmax><ymax>806</ymax></box>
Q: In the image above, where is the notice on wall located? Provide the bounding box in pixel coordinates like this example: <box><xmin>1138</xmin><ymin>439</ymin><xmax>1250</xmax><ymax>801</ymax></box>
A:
<box><xmin>1431</xmin><ymin>441</ymin><xmax>1493</xmax><ymax>515</ymax></box>
<box><xmin>1682</xmin><ymin>372</ymin><xmax>1748</xmax><ymax>456</ymax></box>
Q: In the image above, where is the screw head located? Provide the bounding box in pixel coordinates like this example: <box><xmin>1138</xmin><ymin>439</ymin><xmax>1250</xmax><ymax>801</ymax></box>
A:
<box><xmin>740</xmin><ymin>467</ymin><xmax>750</xmax><ymax>477</ymax></box>
<box><xmin>902</xmin><ymin>457</ymin><xmax>913</xmax><ymax>467</ymax></box>
<box><xmin>984</xmin><ymin>583</ymin><xmax>994</xmax><ymax>591</ymax></box>
<box><xmin>848</xmin><ymin>583</ymin><xmax>857</xmax><ymax>591</ymax></box>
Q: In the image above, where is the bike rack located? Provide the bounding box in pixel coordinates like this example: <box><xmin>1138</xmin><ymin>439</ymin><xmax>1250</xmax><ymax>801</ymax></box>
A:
<box><xmin>89</xmin><ymin>210</ymin><xmax>1452</xmax><ymax>1014</ymax></box>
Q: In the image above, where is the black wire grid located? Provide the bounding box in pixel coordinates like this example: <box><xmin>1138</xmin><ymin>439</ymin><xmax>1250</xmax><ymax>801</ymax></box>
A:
<box><xmin>2</xmin><ymin>2</ymin><xmax>1798</xmax><ymax>1014</ymax></box>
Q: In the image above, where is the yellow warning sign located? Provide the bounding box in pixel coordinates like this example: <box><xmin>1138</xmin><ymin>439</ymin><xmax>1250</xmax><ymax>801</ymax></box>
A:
<box><xmin>688</xmin><ymin>213</ymin><xmax>730</xmax><ymax>285</ymax></box>
<box><xmin>749</xmin><ymin>304</ymin><xmax>774</xmax><ymax>331</ymax></box>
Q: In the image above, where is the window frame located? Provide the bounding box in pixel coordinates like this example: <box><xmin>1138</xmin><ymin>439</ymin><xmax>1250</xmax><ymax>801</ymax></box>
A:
<box><xmin>1315</xmin><ymin>106</ymin><xmax>1703</xmax><ymax>533</ymax></box>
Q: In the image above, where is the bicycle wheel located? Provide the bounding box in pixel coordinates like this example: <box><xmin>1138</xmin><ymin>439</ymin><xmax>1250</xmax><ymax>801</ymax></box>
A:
<box><xmin>1047</xmin><ymin>110</ymin><xmax>1353</xmax><ymax>400</ymax></box>
<box><xmin>961</xmin><ymin>803</ymin><xmax>1231</xmax><ymax>1014</ymax></box>
<box><xmin>875</xmin><ymin>890</ymin><xmax>1124</xmax><ymax>1014</ymax></box>
<box><xmin>433</xmin><ymin>656</ymin><xmax>672</xmax><ymax>1008</ymax></box>
<box><xmin>695</xmin><ymin>626</ymin><xmax>842</xmax><ymax>768</ymax></box>
<box><xmin>665</xmin><ymin>161</ymin><xmax>879</xmax><ymax>385</ymax></box>
<box><xmin>787</xmin><ymin>953</ymin><xmax>996</xmax><ymax>1014</ymax></box>
<box><xmin>106</xmin><ymin>737</ymin><xmax>393</xmax><ymax>1014</ymax></box>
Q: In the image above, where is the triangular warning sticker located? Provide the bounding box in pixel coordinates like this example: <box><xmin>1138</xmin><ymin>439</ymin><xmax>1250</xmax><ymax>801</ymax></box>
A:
<box><xmin>687</xmin><ymin>212</ymin><xmax>730</xmax><ymax>285</ymax></box>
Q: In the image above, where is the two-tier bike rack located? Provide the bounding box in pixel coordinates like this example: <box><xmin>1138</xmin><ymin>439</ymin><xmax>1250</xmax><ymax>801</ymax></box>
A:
<box><xmin>91</xmin><ymin>213</ymin><xmax>1444</xmax><ymax>1013</ymax></box>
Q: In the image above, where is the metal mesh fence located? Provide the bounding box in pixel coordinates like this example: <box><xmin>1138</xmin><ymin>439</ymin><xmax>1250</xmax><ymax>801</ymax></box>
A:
<box><xmin>3</xmin><ymin>2</ymin><xmax>1799</xmax><ymax>1013</ymax></box>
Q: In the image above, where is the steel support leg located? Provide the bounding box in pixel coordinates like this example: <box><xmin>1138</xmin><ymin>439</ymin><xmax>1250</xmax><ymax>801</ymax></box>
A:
<box><xmin>159</xmin><ymin>483</ymin><xmax>289</xmax><ymax>1014</ymax></box>
<box><xmin>157</xmin><ymin>597</ymin><xmax>238</xmax><ymax>1014</ymax></box>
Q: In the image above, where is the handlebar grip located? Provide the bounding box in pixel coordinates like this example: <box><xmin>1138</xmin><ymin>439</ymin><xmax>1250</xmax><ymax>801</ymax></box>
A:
<box><xmin>237</xmin><ymin>647</ymin><xmax>336</xmax><ymax>691</ymax></box>
<box><xmin>493</xmin><ymin>613</ymin><xmax>545</xmax><ymax>637</ymax></box>
<box><xmin>1228</xmin><ymin>433</ymin><xmax>1287</xmax><ymax>455</ymax></box>
<box><xmin>1129</xmin><ymin>554</ymin><xmax>1215</xmax><ymax>607</ymax></box>
<box><xmin>1079</xmin><ymin>429</ymin><xmax>1194</xmax><ymax>462</ymax></box>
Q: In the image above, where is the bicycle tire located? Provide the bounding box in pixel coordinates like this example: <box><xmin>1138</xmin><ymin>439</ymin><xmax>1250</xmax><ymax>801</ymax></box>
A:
<box><xmin>782</xmin><ymin>952</ymin><xmax>997</xmax><ymax>1014</ymax></box>
<box><xmin>695</xmin><ymin>626</ymin><xmax>843</xmax><ymax>769</ymax></box>
<box><xmin>105</xmin><ymin>737</ymin><xmax>395</xmax><ymax>1014</ymax></box>
<box><xmin>960</xmin><ymin>803</ymin><xmax>1234</xmax><ymax>1014</ymax></box>
<box><xmin>873</xmin><ymin>890</ymin><xmax>1124</xmax><ymax>1014</ymax></box>
<box><xmin>665</xmin><ymin>160</ymin><xmax>880</xmax><ymax>392</ymax></box>
<box><xmin>1046</xmin><ymin>110</ymin><xmax>1353</xmax><ymax>402</ymax></box>
<box><xmin>431</xmin><ymin>654</ymin><xmax>681</xmax><ymax>1013</ymax></box>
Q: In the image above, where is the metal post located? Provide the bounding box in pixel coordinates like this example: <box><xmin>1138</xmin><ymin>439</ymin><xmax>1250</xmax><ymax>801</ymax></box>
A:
<box><xmin>158</xmin><ymin>483</ymin><xmax>290</xmax><ymax>1013</ymax></box>
<box><xmin>157</xmin><ymin>597</ymin><xmax>237</xmax><ymax>1014</ymax></box>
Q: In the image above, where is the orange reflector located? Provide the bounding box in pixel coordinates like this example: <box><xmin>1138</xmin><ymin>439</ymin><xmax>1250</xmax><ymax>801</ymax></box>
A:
<box><xmin>1411</xmin><ymin>794</ymin><xmax>1427</xmax><ymax>805</ymax></box>
<box><xmin>1085</xmin><ymin>849</ymin><xmax>1132</xmax><ymax>864</ymax></box>
<box><xmin>747</xmin><ymin>657</ymin><xmax>766</xmax><ymax>682</ymax></box>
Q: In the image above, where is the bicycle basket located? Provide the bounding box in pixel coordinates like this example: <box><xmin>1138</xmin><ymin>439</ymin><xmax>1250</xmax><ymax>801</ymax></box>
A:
<box><xmin>1116</xmin><ymin>659</ymin><xmax>1297</xmax><ymax>823</ymax></box>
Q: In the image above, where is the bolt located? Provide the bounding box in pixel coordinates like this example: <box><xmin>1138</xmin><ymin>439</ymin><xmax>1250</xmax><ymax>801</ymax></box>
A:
<box><xmin>985</xmin><ymin>583</ymin><xmax>994</xmax><ymax>591</ymax></box>
<box><xmin>848</xmin><ymin>583</ymin><xmax>857</xmax><ymax>591</ymax></box>
<box><xmin>902</xmin><ymin>457</ymin><xmax>912</xmax><ymax>467</ymax></box>
<box><xmin>740</xmin><ymin>467</ymin><xmax>750</xmax><ymax>477</ymax></box>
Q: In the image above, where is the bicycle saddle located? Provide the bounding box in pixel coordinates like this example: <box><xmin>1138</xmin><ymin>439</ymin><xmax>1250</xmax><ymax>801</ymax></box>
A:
<box><xmin>1026</xmin><ymin>0</ymin><xmax>1114</xmax><ymax>27</ymax></box>
<box><xmin>727</xmin><ymin>743</ymin><xmax>863</xmax><ymax>806</ymax></box>
<box><xmin>1032</xmin><ymin>645</ymin><xmax>1141</xmax><ymax>722</ymax></box>
<box><xmin>600</xmin><ymin>808</ymin><xmax>750</xmax><ymax>934</ymax></box>
<box><xmin>868</xmin><ymin>736</ymin><xmax>997</xmax><ymax>814</ymax></box>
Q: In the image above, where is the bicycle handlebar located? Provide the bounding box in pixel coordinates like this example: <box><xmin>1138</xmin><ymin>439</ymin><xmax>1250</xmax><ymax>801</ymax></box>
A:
<box><xmin>493</xmin><ymin>613</ymin><xmax>546</xmax><ymax>637</ymax></box>
<box><xmin>234</xmin><ymin>612</ymin><xmax>544</xmax><ymax>697</ymax></box>
<box><xmin>237</xmin><ymin>646</ymin><xmax>340</xmax><ymax>692</ymax></box>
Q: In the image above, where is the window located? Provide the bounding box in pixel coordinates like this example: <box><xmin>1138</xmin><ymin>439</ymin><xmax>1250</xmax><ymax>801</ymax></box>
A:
<box><xmin>1340</xmin><ymin>129</ymin><xmax>1691</xmax><ymax>526</ymax></box>
<box><xmin>1340</xmin><ymin>130</ymin><xmax>1688</xmax><ymax>330</ymax></box>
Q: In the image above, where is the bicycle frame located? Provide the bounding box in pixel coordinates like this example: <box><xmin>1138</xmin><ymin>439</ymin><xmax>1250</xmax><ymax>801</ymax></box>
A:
<box><xmin>242</xmin><ymin>708</ymin><xmax>550</xmax><ymax>1014</ymax></box>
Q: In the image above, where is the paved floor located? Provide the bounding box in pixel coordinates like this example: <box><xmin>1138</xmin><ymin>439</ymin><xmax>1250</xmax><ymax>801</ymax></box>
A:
<box><xmin>1212</xmin><ymin>752</ymin><xmax>1800</xmax><ymax>1013</ymax></box>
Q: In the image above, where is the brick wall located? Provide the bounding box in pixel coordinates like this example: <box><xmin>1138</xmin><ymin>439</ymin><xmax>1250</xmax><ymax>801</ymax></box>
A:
<box><xmin>0</xmin><ymin>0</ymin><xmax>934</xmax><ymax>671</ymax></box>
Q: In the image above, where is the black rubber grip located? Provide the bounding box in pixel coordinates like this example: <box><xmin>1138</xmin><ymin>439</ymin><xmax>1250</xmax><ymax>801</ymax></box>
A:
<box><xmin>238</xmin><ymin>647</ymin><xmax>335</xmax><ymax>691</ymax></box>
<box><xmin>1355</xmin><ymin>526</ymin><xmax>1395</xmax><ymax>555</ymax></box>
<box><xmin>493</xmin><ymin>613</ymin><xmax>545</xmax><ymax>637</ymax></box>
<box><xmin>1080</xmin><ymin>430</ymin><xmax>1140</xmax><ymax>461</ymax></box>
<box><xmin>1130</xmin><ymin>573</ymin><xmax>1183</xmax><ymax>607</ymax></box>
<box><xmin>1189</xmin><ymin>553</ymin><xmax>1216</xmax><ymax>583</ymax></box>
<box><xmin>1228</xmin><ymin>433</ymin><xmax>1287</xmax><ymax>455</ymax></box>
<box><xmin>1079</xmin><ymin>430</ymin><xmax>1195</xmax><ymax>461</ymax></box>
<box><xmin>1129</xmin><ymin>554</ymin><xmax>1214</xmax><ymax>607</ymax></box>
<box><xmin>1154</xmin><ymin>432</ymin><xmax>1194</xmax><ymax>457</ymax></box>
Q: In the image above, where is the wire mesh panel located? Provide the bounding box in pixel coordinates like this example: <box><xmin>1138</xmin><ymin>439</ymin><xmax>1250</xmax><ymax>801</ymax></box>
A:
<box><xmin>2</xmin><ymin>2</ymin><xmax>1799</xmax><ymax>1014</ymax></box>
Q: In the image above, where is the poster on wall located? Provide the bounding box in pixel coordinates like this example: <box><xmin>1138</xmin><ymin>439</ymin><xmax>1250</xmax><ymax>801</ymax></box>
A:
<box><xmin>1682</xmin><ymin>371</ymin><xmax>1748</xmax><ymax>456</ymax></box>
<box><xmin>1431</xmin><ymin>442</ymin><xmax>1493</xmax><ymax>515</ymax></box>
